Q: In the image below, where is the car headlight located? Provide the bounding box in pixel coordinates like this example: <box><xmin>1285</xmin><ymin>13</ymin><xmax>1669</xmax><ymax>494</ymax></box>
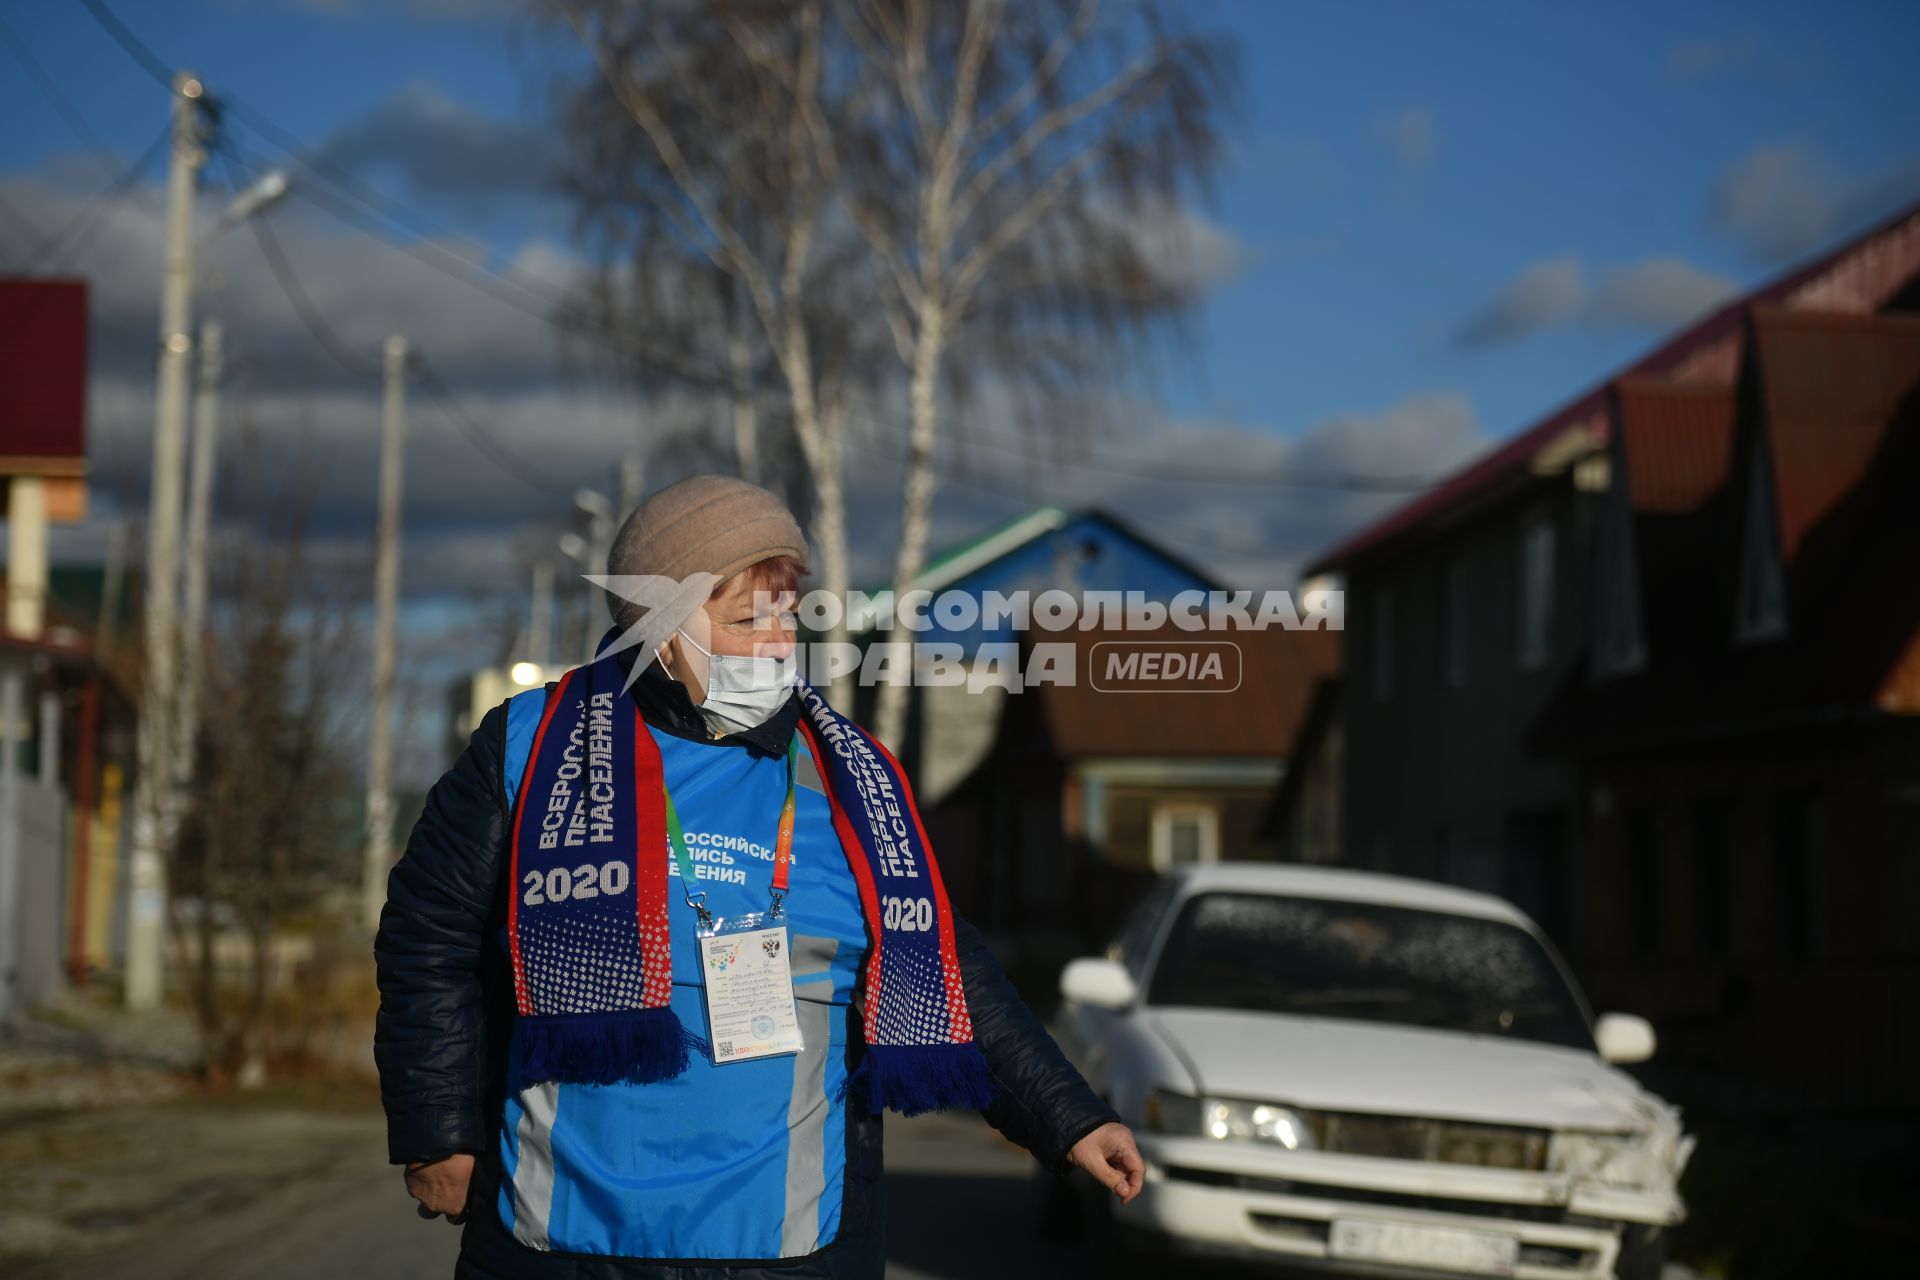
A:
<box><xmin>1147</xmin><ymin>1090</ymin><xmax>1316</xmax><ymax>1151</ymax></box>
<box><xmin>1549</xmin><ymin>1131</ymin><xmax>1647</xmax><ymax>1187</ymax></box>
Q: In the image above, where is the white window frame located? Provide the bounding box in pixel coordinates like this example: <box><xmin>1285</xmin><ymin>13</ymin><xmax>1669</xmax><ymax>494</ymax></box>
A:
<box><xmin>1518</xmin><ymin>518</ymin><xmax>1556</xmax><ymax>670</ymax></box>
<box><xmin>1150</xmin><ymin>803</ymin><xmax>1221</xmax><ymax>872</ymax></box>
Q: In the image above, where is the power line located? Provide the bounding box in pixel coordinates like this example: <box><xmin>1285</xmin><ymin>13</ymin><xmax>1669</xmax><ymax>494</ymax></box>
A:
<box><xmin>248</xmin><ymin>211</ymin><xmax>387</xmax><ymax>379</ymax></box>
<box><xmin>78</xmin><ymin>0</ymin><xmax>677</xmax><ymax>388</ymax></box>
<box><xmin>78</xmin><ymin>0</ymin><xmax>1434</xmax><ymax>501</ymax></box>
<box><xmin>216</xmin><ymin>121</ymin><xmax>753</xmax><ymax>399</ymax></box>
<box><xmin>76</xmin><ymin>0</ymin><xmax>174</xmax><ymax>90</ymax></box>
<box><xmin>410</xmin><ymin>356</ymin><xmax>599</xmax><ymax>500</ymax></box>
<box><xmin>214</xmin><ymin>142</ymin><xmax>598</xmax><ymax>499</ymax></box>
<box><xmin>214</xmin><ymin>145</ymin><xmax>382</xmax><ymax>379</ymax></box>
<box><xmin>4</xmin><ymin>126</ymin><xmax>168</xmax><ymax>274</ymax></box>
<box><xmin>0</xmin><ymin>11</ymin><xmax>117</xmax><ymax>158</ymax></box>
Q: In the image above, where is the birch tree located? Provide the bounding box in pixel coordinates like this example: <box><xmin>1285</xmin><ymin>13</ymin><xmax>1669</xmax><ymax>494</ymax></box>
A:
<box><xmin>837</xmin><ymin>0</ymin><xmax>1235</xmax><ymax>747</ymax></box>
<box><xmin>551</xmin><ymin>0</ymin><xmax>867</xmax><ymax>705</ymax></box>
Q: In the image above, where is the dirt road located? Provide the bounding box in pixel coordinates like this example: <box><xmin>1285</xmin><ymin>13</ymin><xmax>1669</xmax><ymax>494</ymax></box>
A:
<box><xmin>0</xmin><ymin>1097</ymin><xmax>1083</xmax><ymax>1280</ymax></box>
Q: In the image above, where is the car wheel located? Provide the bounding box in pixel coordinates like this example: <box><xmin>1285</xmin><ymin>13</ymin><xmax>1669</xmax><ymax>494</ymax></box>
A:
<box><xmin>1615</xmin><ymin>1224</ymin><xmax>1666</xmax><ymax>1280</ymax></box>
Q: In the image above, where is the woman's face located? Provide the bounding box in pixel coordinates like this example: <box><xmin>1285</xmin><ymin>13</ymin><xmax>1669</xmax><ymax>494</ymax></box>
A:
<box><xmin>663</xmin><ymin>569</ymin><xmax>798</xmax><ymax>705</ymax></box>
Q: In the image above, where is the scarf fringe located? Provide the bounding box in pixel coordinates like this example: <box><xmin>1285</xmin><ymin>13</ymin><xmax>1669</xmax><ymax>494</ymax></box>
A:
<box><xmin>840</xmin><ymin>1042</ymin><xmax>998</xmax><ymax>1117</ymax></box>
<box><xmin>509</xmin><ymin>1008</ymin><xmax>708</xmax><ymax>1091</ymax></box>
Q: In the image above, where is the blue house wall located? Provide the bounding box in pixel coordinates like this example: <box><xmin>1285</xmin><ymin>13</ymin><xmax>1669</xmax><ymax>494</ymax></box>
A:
<box><xmin>868</xmin><ymin>509</ymin><xmax>1219</xmax><ymax>658</ymax></box>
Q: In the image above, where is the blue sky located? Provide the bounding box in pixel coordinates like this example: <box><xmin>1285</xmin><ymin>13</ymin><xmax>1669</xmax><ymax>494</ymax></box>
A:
<box><xmin>5</xmin><ymin>0</ymin><xmax>1920</xmax><ymax>771</ymax></box>
<box><xmin>1194</xmin><ymin>0</ymin><xmax>1920</xmax><ymax>439</ymax></box>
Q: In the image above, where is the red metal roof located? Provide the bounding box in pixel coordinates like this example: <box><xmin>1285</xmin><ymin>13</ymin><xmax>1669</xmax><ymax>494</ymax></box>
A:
<box><xmin>0</xmin><ymin>279</ymin><xmax>89</xmax><ymax>468</ymax></box>
<box><xmin>1530</xmin><ymin>308</ymin><xmax>1920</xmax><ymax>749</ymax></box>
<box><xmin>1307</xmin><ymin>199</ymin><xmax>1920</xmax><ymax>575</ymax></box>
<box><xmin>1613</xmin><ymin>378</ymin><xmax>1738</xmax><ymax>515</ymax></box>
<box><xmin>1751</xmin><ymin>307</ymin><xmax>1920</xmax><ymax>563</ymax></box>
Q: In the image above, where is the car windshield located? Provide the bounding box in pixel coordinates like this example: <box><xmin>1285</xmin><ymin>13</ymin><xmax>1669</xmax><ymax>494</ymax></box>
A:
<box><xmin>1146</xmin><ymin>892</ymin><xmax>1593</xmax><ymax>1051</ymax></box>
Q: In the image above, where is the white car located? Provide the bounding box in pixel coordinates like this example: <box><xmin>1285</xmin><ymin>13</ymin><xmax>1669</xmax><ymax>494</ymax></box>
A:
<box><xmin>1055</xmin><ymin>864</ymin><xmax>1694</xmax><ymax>1280</ymax></box>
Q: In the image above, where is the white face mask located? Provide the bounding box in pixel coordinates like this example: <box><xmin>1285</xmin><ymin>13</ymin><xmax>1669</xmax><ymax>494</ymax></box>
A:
<box><xmin>674</xmin><ymin>626</ymin><xmax>797</xmax><ymax>734</ymax></box>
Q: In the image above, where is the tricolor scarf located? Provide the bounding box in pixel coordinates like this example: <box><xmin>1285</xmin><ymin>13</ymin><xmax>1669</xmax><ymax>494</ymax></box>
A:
<box><xmin>506</xmin><ymin>647</ymin><xmax>996</xmax><ymax>1117</ymax></box>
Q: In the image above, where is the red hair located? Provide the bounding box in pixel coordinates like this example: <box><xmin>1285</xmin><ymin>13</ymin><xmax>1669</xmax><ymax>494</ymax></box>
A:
<box><xmin>719</xmin><ymin>553</ymin><xmax>806</xmax><ymax>600</ymax></box>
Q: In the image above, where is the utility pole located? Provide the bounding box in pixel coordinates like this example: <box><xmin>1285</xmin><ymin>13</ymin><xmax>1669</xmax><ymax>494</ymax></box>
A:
<box><xmin>127</xmin><ymin>70</ymin><xmax>208</xmax><ymax>1011</ymax></box>
<box><xmin>362</xmin><ymin>336</ymin><xmax>407</xmax><ymax>932</ymax></box>
<box><xmin>175</xmin><ymin>318</ymin><xmax>221</xmax><ymax>815</ymax></box>
<box><xmin>0</xmin><ymin>671</ymin><xmax>22</xmax><ymax>1021</ymax></box>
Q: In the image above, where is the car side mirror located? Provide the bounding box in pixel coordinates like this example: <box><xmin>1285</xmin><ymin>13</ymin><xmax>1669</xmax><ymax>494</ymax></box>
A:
<box><xmin>1060</xmin><ymin>957</ymin><xmax>1139</xmax><ymax>1011</ymax></box>
<box><xmin>1594</xmin><ymin>1012</ymin><xmax>1657</xmax><ymax>1065</ymax></box>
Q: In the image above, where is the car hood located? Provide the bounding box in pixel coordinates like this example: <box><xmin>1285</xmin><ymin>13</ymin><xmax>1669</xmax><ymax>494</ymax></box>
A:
<box><xmin>1146</xmin><ymin>1006</ymin><xmax>1661</xmax><ymax>1133</ymax></box>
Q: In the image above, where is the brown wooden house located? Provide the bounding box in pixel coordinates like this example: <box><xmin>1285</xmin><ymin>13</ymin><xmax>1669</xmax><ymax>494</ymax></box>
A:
<box><xmin>928</xmin><ymin>622</ymin><xmax>1338</xmax><ymax>997</ymax></box>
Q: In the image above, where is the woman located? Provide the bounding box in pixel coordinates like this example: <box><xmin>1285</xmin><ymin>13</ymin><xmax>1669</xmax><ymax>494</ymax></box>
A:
<box><xmin>374</xmin><ymin>475</ymin><xmax>1142</xmax><ymax>1279</ymax></box>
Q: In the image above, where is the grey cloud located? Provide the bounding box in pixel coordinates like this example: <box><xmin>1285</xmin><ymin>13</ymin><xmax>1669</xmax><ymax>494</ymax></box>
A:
<box><xmin>315</xmin><ymin>82</ymin><xmax>560</xmax><ymax>206</ymax></box>
<box><xmin>907</xmin><ymin>389</ymin><xmax>1487</xmax><ymax>589</ymax></box>
<box><xmin>1453</xmin><ymin>256</ymin><xmax>1585</xmax><ymax>348</ymax></box>
<box><xmin>1586</xmin><ymin>257</ymin><xmax>1737</xmax><ymax>331</ymax></box>
<box><xmin>1119</xmin><ymin>197</ymin><xmax>1257</xmax><ymax>290</ymax></box>
<box><xmin>79</xmin><ymin>376</ymin><xmax>667</xmax><ymax>556</ymax></box>
<box><xmin>5</xmin><ymin>142</ymin><xmax>724</xmax><ymax>602</ymax></box>
<box><xmin>1</xmin><ymin>164</ymin><xmax>601</xmax><ymax>396</ymax></box>
<box><xmin>1453</xmin><ymin>254</ymin><xmax>1736</xmax><ymax>349</ymax></box>
<box><xmin>1708</xmin><ymin>143</ymin><xmax>1838</xmax><ymax>263</ymax></box>
<box><xmin>1709</xmin><ymin>141</ymin><xmax>1920</xmax><ymax>263</ymax></box>
<box><xmin>1142</xmin><ymin>392</ymin><xmax>1484</xmax><ymax>585</ymax></box>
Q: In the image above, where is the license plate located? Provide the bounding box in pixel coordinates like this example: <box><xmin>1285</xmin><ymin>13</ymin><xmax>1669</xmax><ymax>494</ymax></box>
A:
<box><xmin>1329</xmin><ymin>1217</ymin><xmax>1519</xmax><ymax>1275</ymax></box>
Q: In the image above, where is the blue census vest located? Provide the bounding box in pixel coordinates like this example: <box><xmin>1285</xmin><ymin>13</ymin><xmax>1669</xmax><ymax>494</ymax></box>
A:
<box><xmin>495</xmin><ymin>686</ymin><xmax>869</xmax><ymax>1260</ymax></box>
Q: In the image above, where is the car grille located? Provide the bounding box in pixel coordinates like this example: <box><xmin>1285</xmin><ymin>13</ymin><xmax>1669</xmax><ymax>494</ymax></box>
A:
<box><xmin>1306</xmin><ymin>1110</ymin><xmax>1551</xmax><ymax>1171</ymax></box>
<box><xmin>1165</xmin><ymin>1167</ymin><xmax>1585</xmax><ymax>1226</ymax></box>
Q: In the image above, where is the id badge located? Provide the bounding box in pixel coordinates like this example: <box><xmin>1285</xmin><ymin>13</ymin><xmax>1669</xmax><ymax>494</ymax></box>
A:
<box><xmin>695</xmin><ymin>912</ymin><xmax>804</xmax><ymax>1064</ymax></box>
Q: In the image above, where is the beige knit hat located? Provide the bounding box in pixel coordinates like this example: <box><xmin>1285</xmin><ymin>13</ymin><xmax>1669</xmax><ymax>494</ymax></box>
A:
<box><xmin>603</xmin><ymin>475</ymin><xmax>809</xmax><ymax>634</ymax></box>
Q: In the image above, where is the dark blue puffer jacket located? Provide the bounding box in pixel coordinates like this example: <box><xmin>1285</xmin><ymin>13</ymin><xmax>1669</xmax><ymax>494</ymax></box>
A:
<box><xmin>373</xmin><ymin>658</ymin><xmax>1117</xmax><ymax>1279</ymax></box>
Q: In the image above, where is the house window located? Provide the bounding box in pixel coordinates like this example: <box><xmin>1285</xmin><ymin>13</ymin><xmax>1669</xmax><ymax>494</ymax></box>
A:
<box><xmin>1735</xmin><ymin>443</ymin><xmax>1788</xmax><ymax>644</ymax></box>
<box><xmin>1439</xmin><ymin>558</ymin><xmax>1468</xmax><ymax>688</ymax></box>
<box><xmin>1371</xmin><ymin>587</ymin><xmax>1394</xmax><ymax>703</ymax></box>
<box><xmin>1151</xmin><ymin>803</ymin><xmax>1220</xmax><ymax>872</ymax></box>
<box><xmin>1518</xmin><ymin>519</ymin><xmax>1556</xmax><ymax>670</ymax></box>
<box><xmin>1592</xmin><ymin>448</ymin><xmax>1646</xmax><ymax>680</ymax></box>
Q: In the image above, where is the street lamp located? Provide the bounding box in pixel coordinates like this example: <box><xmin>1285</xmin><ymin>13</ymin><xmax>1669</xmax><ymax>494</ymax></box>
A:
<box><xmin>125</xmin><ymin>68</ymin><xmax>292</xmax><ymax>1011</ymax></box>
<box><xmin>205</xmin><ymin>168</ymin><xmax>290</xmax><ymax>245</ymax></box>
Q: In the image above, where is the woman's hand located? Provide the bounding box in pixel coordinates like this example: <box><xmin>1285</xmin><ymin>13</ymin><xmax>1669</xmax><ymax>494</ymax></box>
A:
<box><xmin>1068</xmin><ymin>1122</ymin><xmax>1146</xmax><ymax>1204</ymax></box>
<box><xmin>405</xmin><ymin>1152</ymin><xmax>475</xmax><ymax>1224</ymax></box>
